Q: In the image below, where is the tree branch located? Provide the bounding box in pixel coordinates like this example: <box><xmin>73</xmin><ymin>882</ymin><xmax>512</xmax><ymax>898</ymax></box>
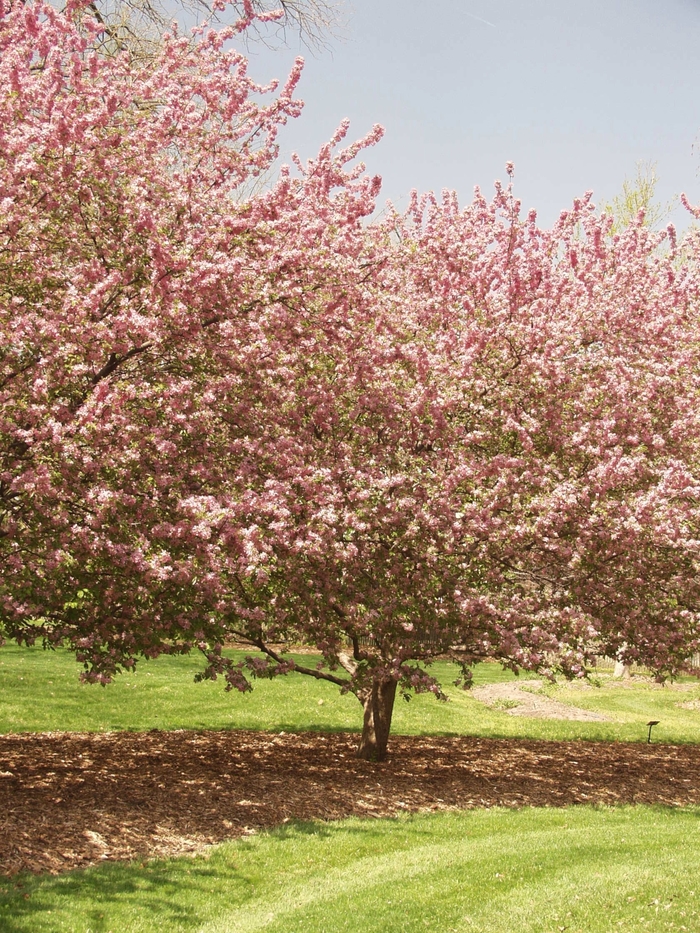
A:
<box><xmin>91</xmin><ymin>344</ymin><xmax>151</xmax><ymax>385</ymax></box>
<box><xmin>253</xmin><ymin>638</ymin><xmax>351</xmax><ymax>687</ymax></box>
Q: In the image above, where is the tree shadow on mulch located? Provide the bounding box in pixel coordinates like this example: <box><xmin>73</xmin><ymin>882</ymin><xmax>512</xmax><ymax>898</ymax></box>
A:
<box><xmin>2</xmin><ymin>729</ymin><xmax>699</xmax><ymax>876</ymax></box>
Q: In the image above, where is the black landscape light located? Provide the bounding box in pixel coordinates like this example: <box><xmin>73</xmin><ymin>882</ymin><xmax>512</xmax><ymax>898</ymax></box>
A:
<box><xmin>647</xmin><ymin>720</ymin><xmax>660</xmax><ymax>743</ymax></box>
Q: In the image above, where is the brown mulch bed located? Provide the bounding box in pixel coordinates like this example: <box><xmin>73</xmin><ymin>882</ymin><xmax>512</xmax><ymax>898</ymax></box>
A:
<box><xmin>2</xmin><ymin>729</ymin><xmax>700</xmax><ymax>876</ymax></box>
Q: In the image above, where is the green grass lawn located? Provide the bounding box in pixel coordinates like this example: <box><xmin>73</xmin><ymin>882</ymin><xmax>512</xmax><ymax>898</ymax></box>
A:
<box><xmin>2</xmin><ymin>643</ymin><xmax>700</xmax><ymax>745</ymax></box>
<box><xmin>3</xmin><ymin>645</ymin><xmax>700</xmax><ymax>931</ymax></box>
<box><xmin>1</xmin><ymin>806</ymin><xmax>699</xmax><ymax>932</ymax></box>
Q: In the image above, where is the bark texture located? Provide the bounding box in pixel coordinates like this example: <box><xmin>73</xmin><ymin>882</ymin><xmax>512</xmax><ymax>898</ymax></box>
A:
<box><xmin>356</xmin><ymin>679</ymin><xmax>398</xmax><ymax>761</ymax></box>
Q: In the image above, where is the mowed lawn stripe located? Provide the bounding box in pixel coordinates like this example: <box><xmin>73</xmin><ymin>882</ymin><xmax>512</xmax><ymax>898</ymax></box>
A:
<box><xmin>202</xmin><ymin>808</ymin><xmax>700</xmax><ymax>933</ymax></box>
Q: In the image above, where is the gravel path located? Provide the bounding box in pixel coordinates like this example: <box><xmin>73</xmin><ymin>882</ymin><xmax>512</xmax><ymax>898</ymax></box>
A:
<box><xmin>471</xmin><ymin>680</ymin><xmax>610</xmax><ymax>720</ymax></box>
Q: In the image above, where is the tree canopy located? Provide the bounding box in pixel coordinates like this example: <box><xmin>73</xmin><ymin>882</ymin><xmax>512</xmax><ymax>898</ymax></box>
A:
<box><xmin>2</xmin><ymin>0</ymin><xmax>700</xmax><ymax>759</ymax></box>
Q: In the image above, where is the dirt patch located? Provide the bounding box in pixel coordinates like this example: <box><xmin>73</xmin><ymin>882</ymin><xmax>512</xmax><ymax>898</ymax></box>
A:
<box><xmin>2</xmin><ymin>729</ymin><xmax>700</xmax><ymax>877</ymax></box>
<box><xmin>472</xmin><ymin>681</ymin><xmax>609</xmax><ymax>721</ymax></box>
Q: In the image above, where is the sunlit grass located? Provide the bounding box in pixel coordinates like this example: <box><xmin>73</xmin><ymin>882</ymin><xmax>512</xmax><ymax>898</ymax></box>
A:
<box><xmin>1</xmin><ymin>806</ymin><xmax>699</xmax><ymax>932</ymax></box>
<box><xmin>2</xmin><ymin>644</ymin><xmax>700</xmax><ymax>744</ymax></box>
<box><xmin>0</xmin><ymin>643</ymin><xmax>515</xmax><ymax>736</ymax></box>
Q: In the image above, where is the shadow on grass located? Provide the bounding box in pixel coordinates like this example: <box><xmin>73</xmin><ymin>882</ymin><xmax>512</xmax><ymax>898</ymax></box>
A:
<box><xmin>0</xmin><ymin>822</ymin><xmax>351</xmax><ymax>931</ymax></box>
<box><xmin>0</xmin><ymin>855</ymin><xmax>245</xmax><ymax>931</ymax></box>
<box><xmin>0</xmin><ymin>816</ymin><xmax>432</xmax><ymax>931</ymax></box>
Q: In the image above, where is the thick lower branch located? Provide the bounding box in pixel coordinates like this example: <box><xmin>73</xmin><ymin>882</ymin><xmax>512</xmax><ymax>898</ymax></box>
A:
<box><xmin>250</xmin><ymin>637</ymin><xmax>350</xmax><ymax>688</ymax></box>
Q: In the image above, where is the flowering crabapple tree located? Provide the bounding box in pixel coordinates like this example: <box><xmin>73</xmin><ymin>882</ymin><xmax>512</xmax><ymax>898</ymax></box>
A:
<box><xmin>3</xmin><ymin>2</ymin><xmax>700</xmax><ymax>762</ymax></box>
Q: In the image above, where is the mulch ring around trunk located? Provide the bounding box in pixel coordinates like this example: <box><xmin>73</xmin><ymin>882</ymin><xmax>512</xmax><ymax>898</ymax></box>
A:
<box><xmin>2</xmin><ymin>729</ymin><xmax>700</xmax><ymax>876</ymax></box>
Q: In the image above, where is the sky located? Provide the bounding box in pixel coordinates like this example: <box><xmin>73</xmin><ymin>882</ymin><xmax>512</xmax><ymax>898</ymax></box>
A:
<box><xmin>240</xmin><ymin>0</ymin><xmax>700</xmax><ymax>227</ymax></box>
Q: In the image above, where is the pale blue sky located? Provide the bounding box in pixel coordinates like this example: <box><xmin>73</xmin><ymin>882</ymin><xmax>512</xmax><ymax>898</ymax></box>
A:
<box><xmin>242</xmin><ymin>0</ymin><xmax>700</xmax><ymax>226</ymax></box>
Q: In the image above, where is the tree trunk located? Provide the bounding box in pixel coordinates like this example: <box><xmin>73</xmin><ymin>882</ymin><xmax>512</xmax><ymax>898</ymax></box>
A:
<box><xmin>613</xmin><ymin>660</ymin><xmax>632</xmax><ymax>679</ymax></box>
<box><xmin>355</xmin><ymin>679</ymin><xmax>397</xmax><ymax>761</ymax></box>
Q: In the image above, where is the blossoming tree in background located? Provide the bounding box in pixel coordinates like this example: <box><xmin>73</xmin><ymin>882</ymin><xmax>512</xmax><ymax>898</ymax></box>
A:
<box><xmin>2</xmin><ymin>0</ymin><xmax>700</xmax><ymax>760</ymax></box>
